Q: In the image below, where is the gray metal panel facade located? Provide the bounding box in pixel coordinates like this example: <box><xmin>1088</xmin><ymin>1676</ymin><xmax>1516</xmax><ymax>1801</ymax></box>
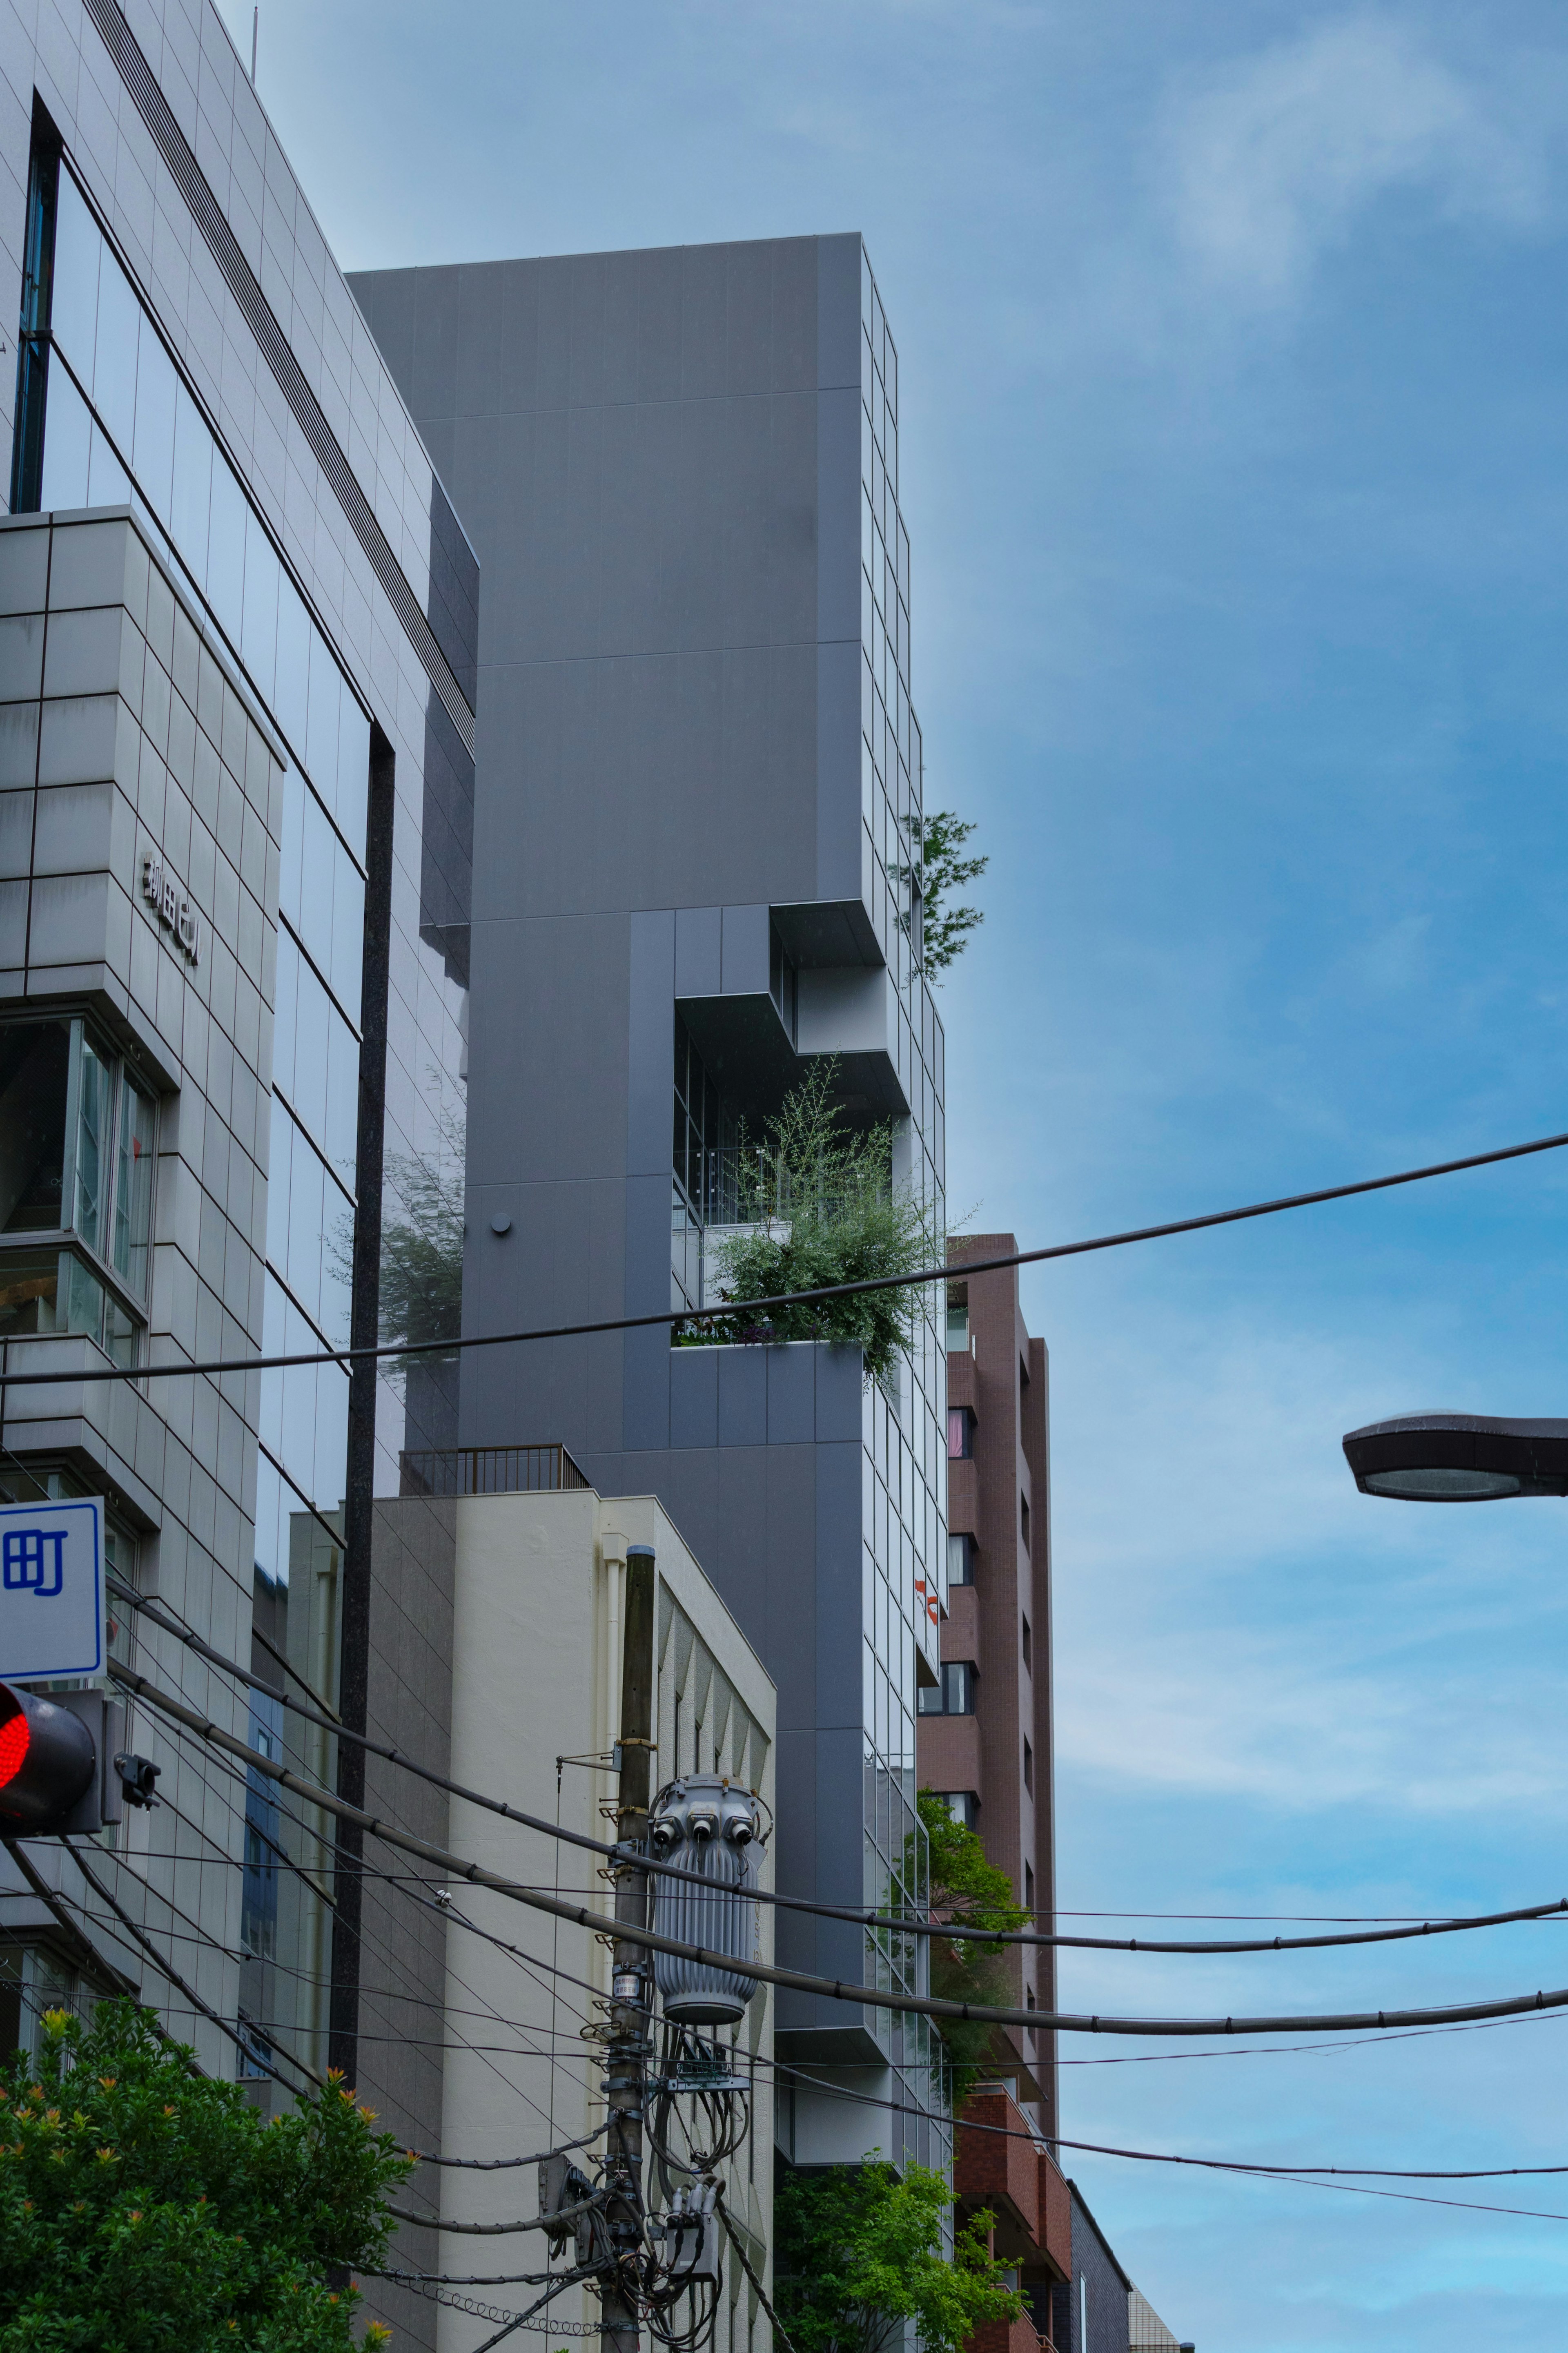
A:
<box><xmin>353</xmin><ymin>235</ymin><xmax>949</xmax><ymax>2158</ymax></box>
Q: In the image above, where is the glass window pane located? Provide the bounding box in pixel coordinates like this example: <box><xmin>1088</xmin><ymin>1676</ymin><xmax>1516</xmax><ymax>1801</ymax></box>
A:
<box><xmin>170</xmin><ymin>385</ymin><xmax>213</xmax><ymax>586</ymax></box>
<box><xmin>336</xmin><ymin>690</ymin><xmax>370</xmax><ymax>861</ymax></box>
<box><xmin>207</xmin><ymin>457</ymin><xmax>246</xmax><ymax>641</ymax></box>
<box><xmin>131</xmin><ymin>327</ymin><xmax>178</xmax><ymax>525</ymax></box>
<box><xmin>73</xmin><ymin>1033</ymin><xmax>110</xmax><ymax>1256</ymax></box>
<box><xmin>48</xmin><ymin>174</ymin><xmax>101</xmax><ymax>381</ymax></box>
<box><xmin>0</xmin><ymin>1022</ymin><xmax>70</xmax><ymax>1231</ymax></box>
<box><xmin>324</xmin><ymin>1008</ymin><xmax>359</xmax><ymax>1192</ymax></box>
<box><xmin>0</xmin><ymin>1248</ymin><xmax>62</xmax><ymax>1337</ymax></box>
<box><xmin>112</xmin><ymin>1071</ymin><xmax>155</xmax><ymax>1296</ymax></box>
<box><xmin>273</xmin><ymin>574</ymin><xmax>311</xmax><ymax>757</ymax></box>
<box><xmin>328</xmin><ymin>856</ymin><xmax>364</xmax><ymax>1025</ymax></box>
<box><xmin>91</xmin><ymin>245</ymin><xmax>139</xmax><ymax>458</ymax></box>
<box><xmin>38</xmin><ymin>363</ymin><xmax>91</xmax><ymax>513</ymax></box>
<box><xmin>86</xmin><ymin>420</ymin><xmax>129</xmax><ymax>507</ymax></box>
<box><xmin>241</xmin><ymin>515</ymin><xmax>279</xmax><ymax>705</ymax></box>
<box><xmin>305</xmin><ymin>631</ymin><xmax>341</xmax><ymax>814</ymax></box>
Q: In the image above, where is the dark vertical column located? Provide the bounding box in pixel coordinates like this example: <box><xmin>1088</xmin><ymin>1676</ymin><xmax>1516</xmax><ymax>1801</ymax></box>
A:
<box><xmin>11</xmin><ymin>106</ymin><xmax>60</xmax><ymax>516</ymax></box>
<box><xmin>329</xmin><ymin>723</ymin><xmax>395</xmax><ymax>2083</ymax></box>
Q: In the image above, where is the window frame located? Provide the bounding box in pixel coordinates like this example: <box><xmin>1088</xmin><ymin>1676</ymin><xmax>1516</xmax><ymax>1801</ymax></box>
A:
<box><xmin>947</xmin><ymin>1405</ymin><xmax>975</xmax><ymax>1461</ymax></box>
<box><xmin>0</xmin><ymin>1015</ymin><xmax>158</xmax><ymax>1363</ymax></box>
<box><xmin>947</xmin><ymin>1530</ymin><xmax>975</xmax><ymax>1586</ymax></box>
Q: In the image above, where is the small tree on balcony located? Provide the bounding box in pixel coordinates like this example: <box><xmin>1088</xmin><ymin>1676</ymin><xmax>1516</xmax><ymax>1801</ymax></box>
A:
<box><xmin>775</xmin><ymin>2155</ymin><xmax>1023</xmax><ymax>2353</ymax></box>
<box><xmin>916</xmin><ymin>1790</ymin><xmax>1031</xmax><ymax>2111</ymax></box>
<box><xmin>687</xmin><ymin>1062</ymin><xmax>940</xmax><ymax>1387</ymax></box>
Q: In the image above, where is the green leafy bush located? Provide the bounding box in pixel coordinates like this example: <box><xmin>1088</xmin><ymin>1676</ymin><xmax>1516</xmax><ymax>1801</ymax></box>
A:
<box><xmin>0</xmin><ymin>2002</ymin><xmax>412</xmax><ymax>2351</ymax></box>
<box><xmin>913</xmin><ymin>1791</ymin><xmax>1031</xmax><ymax>2112</ymax></box>
<box><xmin>775</xmin><ymin>2155</ymin><xmax>1023</xmax><ymax>2353</ymax></box>
<box><xmin>685</xmin><ymin>1063</ymin><xmax>940</xmax><ymax>1387</ymax></box>
<box><xmin>918</xmin><ymin>812</ymin><xmax>988</xmax><ymax>977</ymax></box>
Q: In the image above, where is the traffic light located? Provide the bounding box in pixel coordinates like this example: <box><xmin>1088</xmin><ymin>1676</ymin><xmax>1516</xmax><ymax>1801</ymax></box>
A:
<box><xmin>0</xmin><ymin>1683</ymin><xmax>125</xmax><ymax>1836</ymax></box>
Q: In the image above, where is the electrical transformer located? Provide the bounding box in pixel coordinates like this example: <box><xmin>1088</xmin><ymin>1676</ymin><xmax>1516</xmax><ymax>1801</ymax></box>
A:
<box><xmin>648</xmin><ymin>1774</ymin><xmax>764</xmax><ymax>2025</ymax></box>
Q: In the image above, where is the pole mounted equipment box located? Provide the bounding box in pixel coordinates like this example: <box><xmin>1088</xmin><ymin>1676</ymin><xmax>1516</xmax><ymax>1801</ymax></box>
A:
<box><xmin>649</xmin><ymin>1774</ymin><xmax>764</xmax><ymax>2025</ymax></box>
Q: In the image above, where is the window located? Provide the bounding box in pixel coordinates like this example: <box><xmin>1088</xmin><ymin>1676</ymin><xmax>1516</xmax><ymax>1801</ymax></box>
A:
<box><xmin>947</xmin><ymin>1407</ymin><xmax>975</xmax><ymax>1461</ymax></box>
<box><xmin>938</xmin><ymin>1791</ymin><xmax>979</xmax><ymax>1830</ymax></box>
<box><xmin>0</xmin><ymin>1019</ymin><xmax>156</xmax><ymax>1367</ymax></box>
<box><xmin>1021</xmin><ymin>1613</ymin><xmax>1032</xmax><ymax>1671</ymax></box>
<box><xmin>947</xmin><ymin>1531</ymin><xmax>975</xmax><ymax>1586</ymax></box>
<box><xmin>945</xmin><ymin>1280</ymin><xmax>968</xmax><ymax>1350</ymax></box>
<box><xmin>918</xmin><ymin>1661</ymin><xmax>976</xmax><ymax>1717</ymax></box>
<box><xmin>1025</xmin><ymin>1862</ymin><xmax>1036</xmax><ymax>1913</ymax></box>
<box><xmin>1023</xmin><ymin>1737</ymin><xmax>1034</xmax><ymax>1795</ymax></box>
<box><xmin>1020</xmin><ymin>1493</ymin><xmax>1030</xmax><ymax>1553</ymax></box>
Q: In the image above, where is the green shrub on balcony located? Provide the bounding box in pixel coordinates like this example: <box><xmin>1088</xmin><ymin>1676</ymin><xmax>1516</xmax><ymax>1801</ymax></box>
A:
<box><xmin>681</xmin><ymin>1062</ymin><xmax>939</xmax><ymax>1387</ymax></box>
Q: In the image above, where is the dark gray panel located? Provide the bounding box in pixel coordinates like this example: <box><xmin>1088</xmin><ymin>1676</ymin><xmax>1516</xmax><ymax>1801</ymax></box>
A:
<box><xmin>816</xmin><ymin>638</ymin><xmax>864</xmax><ymax>903</ymax></box>
<box><xmin>815</xmin><ymin>1438</ymin><xmax>864</xmax><ymax>1731</ymax></box>
<box><xmin>726</xmin><ymin>241</ymin><xmax>773</xmax><ymax>397</ymax></box>
<box><xmin>636</xmin><ymin>246</ymin><xmax>685</xmax><ymax>405</ymax></box>
<box><xmin>815</xmin><ymin>1344</ymin><xmax>864</xmax><ymax>1441</ymax></box>
<box><xmin>817</xmin><ymin>386</ymin><xmax>863</xmax><ymax>646</ymax></box>
<box><xmin>681</xmin><ymin>243</ymin><xmax>729</xmax><ymax>401</ymax></box>
<box><xmin>766</xmin><ymin>1345</ymin><xmax>814</xmax><ymax>1446</ymax></box>
<box><xmin>456</xmin><ymin>261</ymin><xmax>507</xmax><ymax>419</ymax></box>
<box><xmin>670</xmin><ymin>1345</ymin><xmax>719</xmax><ymax>1451</ymax></box>
<box><xmin>624</xmin><ymin>1170</ymin><xmax>672</xmax><ymax>1316</ymax></box>
<box><xmin>629</xmin><ymin>908</ymin><xmax>676</xmax><ymax>1174</ymax></box>
<box><xmin>622</xmin><ymin>1323</ymin><xmax>671</xmax><ymax>1452</ymax></box>
<box><xmin>771</xmin><ymin>237</ymin><xmax>818</xmax><ymax>394</ymax></box>
<box><xmin>675</xmin><ymin>904</ymin><xmax>721</xmax><ymax>1000</ymax></box>
<box><xmin>717</xmin><ymin>1345</ymin><xmax>766</xmax><ymax>1448</ymax></box>
<box><xmin>817</xmin><ymin>233</ymin><xmax>865</xmax><ymax>390</ymax></box>
<box><xmin>719</xmin><ymin>901</ymin><xmax>768</xmax><ymax>996</ymax></box>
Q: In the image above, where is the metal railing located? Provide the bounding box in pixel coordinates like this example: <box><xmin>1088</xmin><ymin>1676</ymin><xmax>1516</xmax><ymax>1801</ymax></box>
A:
<box><xmin>397</xmin><ymin>1444</ymin><xmax>590</xmax><ymax>1499</ymax></box>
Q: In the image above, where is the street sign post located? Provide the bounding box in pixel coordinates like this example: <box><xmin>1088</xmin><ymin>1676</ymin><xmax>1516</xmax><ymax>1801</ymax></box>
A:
<box><xmin>0</xmin><ymin>1497</ymin><xmax>106</xmax><ymax>1681</ymax></box>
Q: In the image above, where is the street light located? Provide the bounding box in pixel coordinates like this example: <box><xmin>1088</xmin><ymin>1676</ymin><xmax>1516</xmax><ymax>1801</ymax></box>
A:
<box><xmin>1342</xmin><ymin>1412</ymin><xmax>1568</xmax><ymax>1503</ymax></box>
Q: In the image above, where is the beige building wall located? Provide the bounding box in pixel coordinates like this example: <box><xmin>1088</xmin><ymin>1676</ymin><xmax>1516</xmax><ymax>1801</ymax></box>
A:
<box><xmin>437</xmin><ymin>1487</ymin><xmax>775</xmax><ymax>2353</ymax></box>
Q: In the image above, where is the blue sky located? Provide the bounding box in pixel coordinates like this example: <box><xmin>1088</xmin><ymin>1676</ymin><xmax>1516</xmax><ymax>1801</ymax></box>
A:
<box><xmin>228</xmin><ymin>2</ymin><xmax>1568</xmax><ymax>2341</ymax></box>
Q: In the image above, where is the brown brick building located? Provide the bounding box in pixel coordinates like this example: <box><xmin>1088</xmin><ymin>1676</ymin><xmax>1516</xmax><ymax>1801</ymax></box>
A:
<box><xmin>918</xmin><ymin>1233</ymin><xmax>1055</xmax><ymax>2134</ymax></box>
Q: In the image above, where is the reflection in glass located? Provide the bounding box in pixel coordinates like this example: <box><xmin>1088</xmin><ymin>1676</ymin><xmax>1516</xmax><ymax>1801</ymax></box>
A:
<box><xmin>0</xmin><ymin>1023</ymin><xmax>69</xmax><ymax>1232</ymax></box>
<box><xmin>0</xmin><ymin>1247</ymin><xmax>136</xmax><ymax>1366</ymax></box>
<box><xmin>112</xmin><ymin>1073</ymin><xmax>155</xmax><ymax>1298</ymax></box>
<box><xmin>73</xmin><ymin>1033</ymin><xmax>109</xmax><ymax>1256</ymax></box>
<box><xmin>37</xmin><ymin>363</ymin><xmax>89</xmax><ymax>512</ymax></box>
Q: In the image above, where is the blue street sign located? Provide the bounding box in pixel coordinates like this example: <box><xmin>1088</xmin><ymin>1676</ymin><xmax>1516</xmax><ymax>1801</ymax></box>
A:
<box><xmin>0</xmin><ymin>1498</ymin><xmax>105</xmax><ymax>1680</ymax></box>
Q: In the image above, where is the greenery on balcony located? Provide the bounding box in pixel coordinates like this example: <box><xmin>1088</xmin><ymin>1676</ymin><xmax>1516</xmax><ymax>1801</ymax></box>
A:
<box><xmin>917</xmin><ymin>1788</ymin><xmax>1032</xmax><ymax>2111</ymax></box>
<box><xmin>679</xmin><ymin>1062</ymin><xmax>940</xmax><ymax>1386</ymax></box>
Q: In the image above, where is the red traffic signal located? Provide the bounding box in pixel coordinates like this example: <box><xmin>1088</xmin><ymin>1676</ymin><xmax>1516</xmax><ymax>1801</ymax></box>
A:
<box><xmin>0</xmin><ymin>1682</ymin><xmax>97</xmax><ymax>1836</ymax></box>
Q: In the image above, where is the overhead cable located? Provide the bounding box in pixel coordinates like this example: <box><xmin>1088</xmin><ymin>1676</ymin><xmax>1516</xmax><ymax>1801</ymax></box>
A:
<box><xmin>107</xmin><ymin>1581</ymin><xmax>1568</xmax><ymax>1963</ymax></box>
<box><xmin>107</xmin><ymin>1661</ymin><xmax>1568</xmax><ymax>2043</ymax></box>
<box><xmin>7</xmin><ymin>1122</ymin><xmax>1568</xmax><ymax>1394</ymax></box>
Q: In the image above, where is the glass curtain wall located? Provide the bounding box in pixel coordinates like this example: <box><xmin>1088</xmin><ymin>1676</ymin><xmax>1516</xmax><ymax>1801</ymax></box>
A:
<box><xmin>858</xmin><ymin>248</ymin><xmax>949</xmax><ymax>2161</ymax></box>
<box><xmin>33</xmin><ymin>159</ymin><xmax>373</xmax><ymax>1613</ymax></box>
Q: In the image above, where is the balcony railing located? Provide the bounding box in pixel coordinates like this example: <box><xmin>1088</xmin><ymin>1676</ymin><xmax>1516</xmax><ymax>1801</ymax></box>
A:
<box><xmin>398</xmin><ymin>1444</ymin><xmax>590</xmax><ymax>1499</ymax></box>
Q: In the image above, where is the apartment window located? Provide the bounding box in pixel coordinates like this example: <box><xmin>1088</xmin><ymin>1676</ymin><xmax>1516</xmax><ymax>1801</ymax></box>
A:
<box><xmin>1023</xmin><ymin>1737</ymin><xmax>1034</xmax><ymax>1795</ymax></box>
<box><xmin>0</xmin><ymin>1019</ymin><xmax>155</xmax><ymax>1367</ymax></box>
<box><xmin>1021</xmin><ymin>1613</ymin><xmax>1032</xmax><ymax>1671</ymax></box>
<box><xmin>946</xmin><ymin>1280</ymin><xmax>969</xmax><ymax>1350</ymax></box>
<box><xmin>1025</xmin><ymin>1862</ymin><xmax>1036</xmax><ymax>1913</ymax></box>
<box><xmin>947</xmin><ymin>1532</ymin><xmax>975</xmax><ymax>1586</ymax></box>
<box><xmin>1020</xmin><ymin>1492</ymin><xmax>1030</xmax><ymax>1553</ymax></box>
<box><xmin>947</xmin><ymin>1407</ymin><xmax>975</xmax><ymax>1461</ymax></box>
<box><xmin>918</xmin><ymin>1661</ymin><xmax>976</xmax><ymax>1717</ymax></box>
<box><xmin>938</xmin><ymin>1791</ymin><xmax>979</xmax><ymax>1831</ymax></box>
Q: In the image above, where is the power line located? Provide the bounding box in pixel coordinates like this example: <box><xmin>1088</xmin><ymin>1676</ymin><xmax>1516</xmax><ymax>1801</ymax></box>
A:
<box><xmin>107</xmin><ymin>1659</ymin><xmax>1568</xmax><ymax>2043</ymax></box>
<box><xmin>107</xmin><ymin>1580</ymin><xmax>1568</xmax><ymax>1964</ymax></box>
<box><xmin>9</xmin><ymin>1122</ymin><xmax>1568</xmax><ymax>1394</ymax></box>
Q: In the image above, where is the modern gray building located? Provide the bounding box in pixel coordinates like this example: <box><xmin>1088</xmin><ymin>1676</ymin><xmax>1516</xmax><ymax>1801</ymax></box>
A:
<box><xmin>352</xmin><ymin>234</ymin><xmax>952</xmax><ymax>2164</ymax></box>
<box><xmin>0</xmin><ymin>3</ymin><xmax>473</xmax><ymax>2336</ymax></box>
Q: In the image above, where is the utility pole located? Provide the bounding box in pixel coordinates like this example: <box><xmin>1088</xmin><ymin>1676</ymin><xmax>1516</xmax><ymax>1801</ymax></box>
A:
<box><xmin>601</xmin><ymin>1541</ymin><xmax>656</xmax><ymax>2353</ymax></box>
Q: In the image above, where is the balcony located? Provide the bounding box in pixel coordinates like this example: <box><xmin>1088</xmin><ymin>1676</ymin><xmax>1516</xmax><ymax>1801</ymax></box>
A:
<box><xmin>955</xmin><ymin>2085</ymin><xmax>1072</xmax><ymax>2280</ymax></box>
<box><xmin>398</xmin><ymin>1444</ymin><xmax>589</xmax><ymax>1499</ymax></box>
<box><xmin>965</xmin><ymin>2317</ymin><xmax>1058</xmax><ymax>2353</ymax></box>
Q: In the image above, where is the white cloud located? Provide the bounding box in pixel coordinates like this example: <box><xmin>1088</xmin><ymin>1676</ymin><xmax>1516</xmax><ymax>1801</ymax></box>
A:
<box><xmin>1167</xmin><ymin>16</ymin><xmax>1555</xmax><ymax>302</ymax></box>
